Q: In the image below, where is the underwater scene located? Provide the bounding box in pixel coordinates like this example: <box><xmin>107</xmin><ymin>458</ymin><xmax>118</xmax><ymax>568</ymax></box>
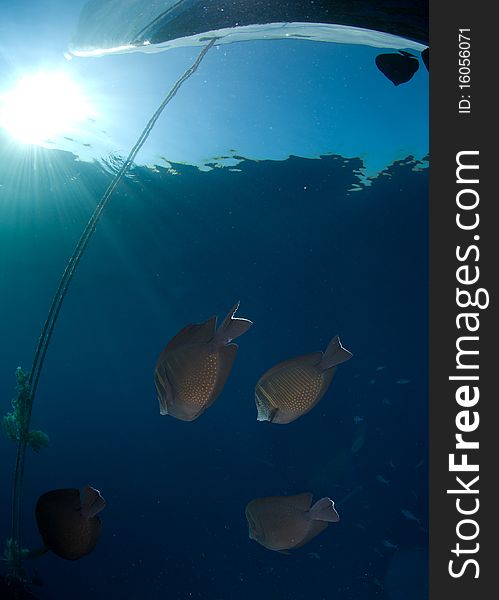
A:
<box><xmin>1</xmin><ymin>1</ymin><xmax>428</xmax><ymax>599</ymax></box>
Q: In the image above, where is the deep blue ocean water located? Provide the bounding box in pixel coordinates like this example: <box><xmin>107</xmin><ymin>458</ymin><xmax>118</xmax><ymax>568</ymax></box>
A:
<box><xmin>1</xmin><ymin>2</ymin><xmax>429</xmax><ymax>596</ymax></box>
<box><xmin>1</xmin><ymin>140</ymin><xmax>428</xmax><ymax>599</ymax></box>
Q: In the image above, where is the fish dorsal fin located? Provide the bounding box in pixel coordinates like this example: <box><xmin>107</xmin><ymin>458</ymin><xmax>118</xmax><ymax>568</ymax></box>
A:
<box><xmin>259</xmin><ymin>353</ymin><xmax>322</xmax><ymax>382</ymax></box>
<box><xmin>286</xmin><ymin>492</ymin><xmax>313</xmax><ymax>511</ymax></box>
<box><xmin>164</xmin><ymin>316</ymin><xmax>217</xmax><ymax>354</ymax></box>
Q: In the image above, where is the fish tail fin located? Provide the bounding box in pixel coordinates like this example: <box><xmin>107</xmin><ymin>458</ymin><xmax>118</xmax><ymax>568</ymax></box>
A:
<box><xmin>80</xmin><ymin>485</ymin><xmax>106</xmax><ymax>519</ymax></box>
<box><xmin>216</xmin><ymin>301</ymin><xmax>252</xmax><ymax>345</ymax></box>
<box><xmin>319</xmin><ymin>335</ymin><xmax>353</xmax><ymax>370</ymax></box>
<box><xmin>309</xmin><ymin>497</ymin><xmax>340</xmax><ymax>523</ymax></box>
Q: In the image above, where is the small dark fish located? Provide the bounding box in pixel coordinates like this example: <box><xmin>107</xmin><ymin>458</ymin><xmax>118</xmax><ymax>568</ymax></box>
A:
<box><xmin>401</xmin><ymin>508</ymin><xmax>422</xmax><ymax>526</ymax></box>
<box><xmin>376</xmin><ymin>474</ymin><xmax>390</xmax><ymax>485</ymax></box>
<box><xmin>350</xmin><ymin>421</ymin><xmax>367</xmax><ymax>454</ymax></box>
<box><xmin>155</xmin><ymin>302</ymin><xmax>252</xmax><ymax>421</ymax></box>
<box><xmin>375</xmin><ymin>51</ymin><xmax>420</xmax><ymax>86</ymax></box>
<box><xmin>35</xmin><ymin>486</ymin><xmax>106</xmax><ymax>560</ymax></box>
<box><xmin>421</xmin><ymin>47</ymin><xmax>429</xmax><ymax>71</ymax></box>
<box><xmin>246</xmin><ymin>492</ymin><xmax>339</xmax><ymax>552</ymax></box>
<box><xmin>255</xmin><ymin>335</ymin><xmax>352</xmax><ymax>424</ymax></box>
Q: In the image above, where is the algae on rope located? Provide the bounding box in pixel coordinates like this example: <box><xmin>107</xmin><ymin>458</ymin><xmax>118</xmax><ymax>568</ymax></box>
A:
<box><xmin>2</xmin><ymin>368</ymin><xmax>49</xmax><ymax>453</ymax></box>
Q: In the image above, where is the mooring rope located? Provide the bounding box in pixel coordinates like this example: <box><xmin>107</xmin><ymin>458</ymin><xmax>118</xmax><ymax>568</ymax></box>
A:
<box><xmin>8</xmin><ymin>37</ymin><xmax>217</xmax><ymax>583</ymax></box>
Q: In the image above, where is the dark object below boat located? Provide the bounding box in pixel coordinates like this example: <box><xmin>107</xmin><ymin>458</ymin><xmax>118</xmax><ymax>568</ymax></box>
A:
<box><xmin>375</xmin><ymin>50</ymin><xmax>420</xmax><ymax>85</ymax></box>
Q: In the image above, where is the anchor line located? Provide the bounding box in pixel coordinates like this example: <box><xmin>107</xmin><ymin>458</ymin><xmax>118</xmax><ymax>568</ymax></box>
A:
<box><xmin>8</xmin><ymin>36</ymin><xmax>217</xmax><ymax>582</ymax></box>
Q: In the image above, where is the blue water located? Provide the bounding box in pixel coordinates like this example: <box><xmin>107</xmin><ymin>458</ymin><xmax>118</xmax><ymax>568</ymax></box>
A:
<box><xmin>1</xmin><ymin>1</ymin><xmax>428</xmax><ymax>596</ymax></box>
<box><xmin>0</xmin><ymin>140</ymin><xmax>428</xmax><ymax>598</ymax></box>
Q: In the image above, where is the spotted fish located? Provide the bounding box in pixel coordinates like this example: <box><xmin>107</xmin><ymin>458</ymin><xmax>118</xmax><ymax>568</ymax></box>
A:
<box><xmin>255</xmin><ymin>335</ymin><xmax>352</xmax><ymax>424</ymax></box>
<box><xmin>155</xmin><ymin>302</ymin><xmax>252</xmax><ymax>421</ymax></box>
<box><xmin>35</xmin><ymin>486</ymin><xmax>106</xmax><ymax>561</ymax></box>
<box><xmin>245</xmin><ymin>492</ymin><xmax>339</xmax><ymax>552</ymax></box>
